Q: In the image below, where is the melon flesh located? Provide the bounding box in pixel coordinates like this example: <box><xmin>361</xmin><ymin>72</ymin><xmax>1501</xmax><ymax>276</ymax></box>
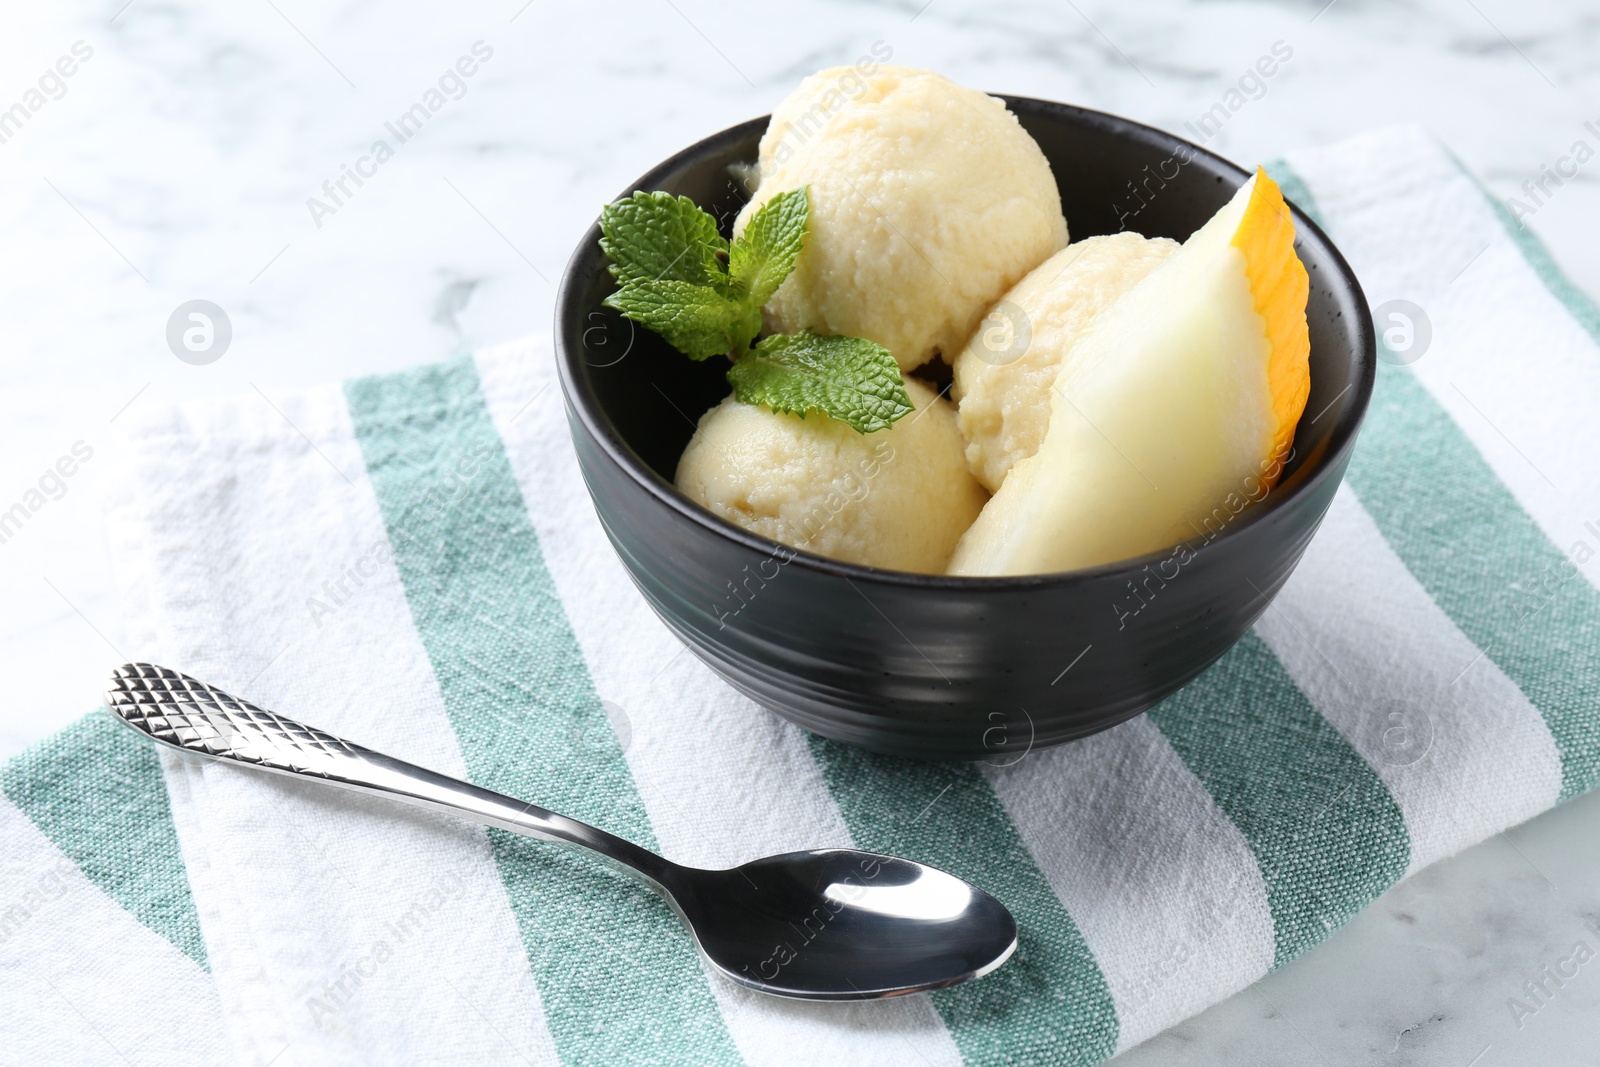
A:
<box><xmin>947</xmin><ymin>174</ymin><xmax>1306</xmax><ymax>577</ymax></box>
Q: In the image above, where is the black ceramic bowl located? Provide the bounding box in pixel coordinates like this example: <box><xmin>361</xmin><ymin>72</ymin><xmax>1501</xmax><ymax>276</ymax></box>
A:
<box><xmin>555</xmin><ymin>97</ymin><xmax>1374</xmax><ymax>760</ymax></box>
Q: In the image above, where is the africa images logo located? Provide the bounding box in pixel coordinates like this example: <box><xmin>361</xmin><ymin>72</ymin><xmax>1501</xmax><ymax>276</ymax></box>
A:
<box><xmin>0</xmin><ymin>41</ymin><xmax>94</xmax><ymax>147</ymax></box>
<box><xmin>305</xmin><ymin>41</ymin><xmax>494</xmax><ymax>229</ymax></box>
<box><xmin>0</xmin><ymin>441</ymin><xmax>94</xmax><ymax>547</ymax></box>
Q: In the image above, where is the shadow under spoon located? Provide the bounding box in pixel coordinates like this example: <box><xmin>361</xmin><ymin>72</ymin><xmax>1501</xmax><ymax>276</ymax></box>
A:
<box><xmin>104</xmin><ymin>662</ymin><xmax>1018</xmax><ymax>1001</ymax></box>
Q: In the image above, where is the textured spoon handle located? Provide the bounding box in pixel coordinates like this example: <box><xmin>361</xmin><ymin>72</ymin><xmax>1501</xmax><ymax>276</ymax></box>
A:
<box><xmin>106</xmin><ymin>663</ymin><xmax>374</xmax><ymax>778</ymax></box>
<box><xmin>104</xmin><ymin>662</ymin><xmax>673</xmax><ymax>885</ymax></box>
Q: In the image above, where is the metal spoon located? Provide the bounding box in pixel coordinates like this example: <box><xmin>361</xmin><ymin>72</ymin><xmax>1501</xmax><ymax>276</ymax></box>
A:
<box><xmin>105</xmin><ymin>663</ymin><xmax>1017</xmax><ymax>1000</ymax></box>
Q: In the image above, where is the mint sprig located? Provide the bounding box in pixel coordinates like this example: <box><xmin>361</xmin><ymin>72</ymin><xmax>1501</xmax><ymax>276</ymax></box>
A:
<box><xmin>728</xmin><ymin>333</ymin><xmax>913</xmax><ymax>434</ymax></box>
<box><xmin>599</xmin><ymin>191</ymin><xmax>726</xmax><ymax>287</ymax></box>
<box><xmin>726</xmin><ymin>187</ymin><xmax>808</xmax><ymax>306</ymax></box>
<box><xmin>599</xmin><ymin>187</ymin><xmax>912</xmax><ymax>434</ymax></box>
<box><xmin>605</xmin><ymin>278</ymin><xmax>760</xmax><ymax>362</ymax></box>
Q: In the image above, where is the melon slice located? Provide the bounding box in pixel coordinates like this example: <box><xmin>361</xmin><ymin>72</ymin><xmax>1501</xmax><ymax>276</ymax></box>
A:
<box><xmin>947</xmin><ymin>168</ymin><xmax>1310</xmax><ymax>576</ymax></box>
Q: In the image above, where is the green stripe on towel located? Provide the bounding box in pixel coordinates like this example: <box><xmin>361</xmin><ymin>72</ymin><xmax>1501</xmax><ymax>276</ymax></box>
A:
<box><xmin>346</xmin><ymin>356</ymin><xmax>742</xmax><ymax>1067</ymax></box>
<box><xmin>1148</xmin><ymin>634</ymin><xmax>1410</xmax><ymax>966</ymax></box>
<box><xmin>809</xmin><ymin>739</ymin><xmax>1119</xmax><ymax>1065</ymax></box>
<box><xmin>1269</xmin><ymin>159</ymin><xmax>1600</xmax><ymax>801</ymax></box>
<box><xmin>1</xmin><ymin>710</ymin><xmax>208</xmax><ymax>968</ymax></box>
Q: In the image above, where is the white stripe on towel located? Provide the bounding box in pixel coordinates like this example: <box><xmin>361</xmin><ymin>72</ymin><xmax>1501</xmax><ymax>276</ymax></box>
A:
<box><xmin>1286</xmin><ymin>127</ymin><xmax>1600</xmax><ymax>587</ymax></box>
<box><xmin>985</xmin><ymin>716</ymin><xmax>1276</xmax><ymax>1052</ymax></box>
<box><xmin>110</xmin><ymin>381</ymin><xmax>561</xmax><ymax>1067</ymax></box>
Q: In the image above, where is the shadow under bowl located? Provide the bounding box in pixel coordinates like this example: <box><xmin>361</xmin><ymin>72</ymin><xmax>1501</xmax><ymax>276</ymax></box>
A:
<box><xmin>555</xmin><ymin>97</ymin><xmax>1375</xmax><ymax>760</ymax></box>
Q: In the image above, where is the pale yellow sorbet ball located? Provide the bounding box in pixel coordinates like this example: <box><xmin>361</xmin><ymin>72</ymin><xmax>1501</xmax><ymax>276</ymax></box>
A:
<box><xmin>952</xmin><ymin>233</ymin><xmax>1179</xmax><ymax>492</ymax></box>
<box><xmin>674</xmin><ymin>379</ymin><xmax>988</xmax><ymax>573</ymax></box>
<box><xmin>734</xmin><ymin>66</ymin><xmax>1068</xmax><ymax>373</ymax></box>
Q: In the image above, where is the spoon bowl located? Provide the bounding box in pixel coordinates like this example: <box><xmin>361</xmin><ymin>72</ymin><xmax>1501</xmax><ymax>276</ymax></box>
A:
<box><xmin>671</xmin><ymin>849</ymin><xmax>1017</xmax><ymax>999</ymax></box>
<box><xmin>104</xmin><ymin>663</ymin><xmax>1017</xmax><ymax>1000</ymax></box>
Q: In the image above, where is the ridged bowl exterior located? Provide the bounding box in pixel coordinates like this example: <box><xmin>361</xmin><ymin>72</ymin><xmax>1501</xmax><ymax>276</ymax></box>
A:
<box><xmin>555</xmin><ymin>98</ymin><xmax>1375</xmax><ymax>760</ymax></box>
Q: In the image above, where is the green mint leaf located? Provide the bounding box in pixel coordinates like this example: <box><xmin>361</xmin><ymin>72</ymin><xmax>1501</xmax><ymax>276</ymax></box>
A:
<box><xmin>604</xmin><ymin>280</ymin><xmax>760</xmax><ymax>362</ymax></box>
<box><xmin>728</xmin><ymin>187</ymin><xmax>809</xmax><ymax>306</ymax></box>
<box><xmin>599</xmin><ymin>191</ymin><xmax>727</xmax><ymax>287</ymax></box>
<box><xmin>726</xmin><ymin>332</ymin><xmax>913</xmax><ymax>434</ymax></box>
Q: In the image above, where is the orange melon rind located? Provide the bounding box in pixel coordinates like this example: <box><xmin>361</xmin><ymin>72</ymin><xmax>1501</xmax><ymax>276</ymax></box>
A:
<box><xmin>1231</xmin><ymin>168</ymin><xmax>1311</xmax><ymax>485</ymax></box>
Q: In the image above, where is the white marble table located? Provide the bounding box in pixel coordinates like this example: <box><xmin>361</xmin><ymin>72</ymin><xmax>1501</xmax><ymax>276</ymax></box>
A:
<box><xmin>2</xmin><ymin>0</ymin><xmax>1596</xmax><ymax>1061</ymax></box>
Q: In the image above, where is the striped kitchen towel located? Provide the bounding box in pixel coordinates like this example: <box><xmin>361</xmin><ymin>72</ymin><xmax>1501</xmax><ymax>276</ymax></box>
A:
<box><xmin>6</xmin><ymin>123</ymin><xmax>1600</xmax><ymax>1066</ymax></box>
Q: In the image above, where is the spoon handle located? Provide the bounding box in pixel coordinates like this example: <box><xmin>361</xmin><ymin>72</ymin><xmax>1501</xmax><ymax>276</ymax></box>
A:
<box><xmin>104</xmin><ymin>663</ymin><xmax>673</xmax><ymax>886</ymax></box>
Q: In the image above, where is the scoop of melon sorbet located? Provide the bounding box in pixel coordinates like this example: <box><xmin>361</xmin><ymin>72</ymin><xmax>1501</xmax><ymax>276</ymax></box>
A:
<box><xmin>734</xmin><ymin>66</ymin><xmax>1068</xmax><ymax>373</ymax></box>
<box><xmin>675</xmin><ymin>379</ymin><xmax>988</xmax><ymax>573</ymax></box>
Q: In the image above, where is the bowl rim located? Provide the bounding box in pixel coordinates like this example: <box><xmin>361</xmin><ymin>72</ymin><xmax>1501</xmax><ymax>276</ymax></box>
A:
<box><xmin>555</xmin><ymin>96</ymin><xmax>1376</xmax><ymax>591</ymax></box>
